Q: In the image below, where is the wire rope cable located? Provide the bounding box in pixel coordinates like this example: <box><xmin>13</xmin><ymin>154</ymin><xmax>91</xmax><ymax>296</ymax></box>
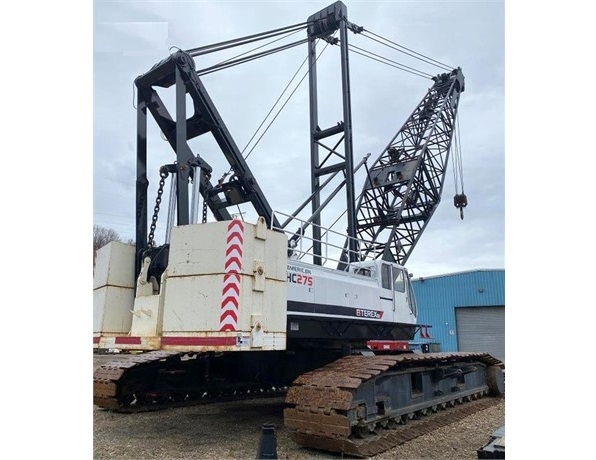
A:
<box><xmin>346</xmin><ymin>43</ymin><xmax>433</xmax><ymax>79</ymax></box>
<box><xmin>185</xmin><ymin>21</ymin><xmax>309</xmax><ymax>57</ymax></box>
<box><xmin>241</xmin><ymin>53</ymin><xmax>311</xmax><ymax>156</ymax></box>
<box><xmin>196</xmin><ymin>37</ymin><xmax>310</xmax><ymax>76</ymax></box>
<box><xmin>361</xmin><ymin>29</ymin><xmax>454</xmax><ymax>71</ymax></box>
<box><xmin>217</xmin><ymin>36</ymin><xmax>334</xmax><ymax>217</ymax></box>
<box><xmin>211</xmin><ymin>27</ymin><xmax>306</xmax><ymax>69</ymax></box>
<box><xmin>241</xmin><ymin>38</ymin><xmax>334</xmax><ymax>162</ymax></box>
<box><xmin>452</xmin><ymin>116</ymin><xmax>465</xmax><ymax>195</ymax></box>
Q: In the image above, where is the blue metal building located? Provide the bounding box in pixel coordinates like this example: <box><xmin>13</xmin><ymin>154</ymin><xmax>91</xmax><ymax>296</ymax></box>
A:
<box><xmin>411</xmin><ymin>269</ymin><xmax>505</xmax><ymax>362</ymax></box>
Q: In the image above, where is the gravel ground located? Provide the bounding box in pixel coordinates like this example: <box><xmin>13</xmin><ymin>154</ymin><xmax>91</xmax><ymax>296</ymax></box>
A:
<box><xmin>93</xmin><ymin>354</ymin><xmax>505</xmax><ymax>459</ymax></box>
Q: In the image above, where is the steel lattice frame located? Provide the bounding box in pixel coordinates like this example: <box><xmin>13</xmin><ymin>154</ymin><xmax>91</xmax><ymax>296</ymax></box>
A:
<box><xmin>354</xmin><ymin>68</ymin><xmax>465</xmax><ymax>266</ymax></box>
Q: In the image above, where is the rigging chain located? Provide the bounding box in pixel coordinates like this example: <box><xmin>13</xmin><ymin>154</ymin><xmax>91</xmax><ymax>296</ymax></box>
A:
<box><xmin>148</xmin><ymin>169</ymin><xmax>168</xmax><ymax>247</ymax></box>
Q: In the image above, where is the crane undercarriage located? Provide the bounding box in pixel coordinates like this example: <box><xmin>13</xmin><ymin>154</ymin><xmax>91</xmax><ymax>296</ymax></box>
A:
<box><xmin>94</xmin><ymin>350</ymin><xmax>504</xmax><ymax>456</ymax></box>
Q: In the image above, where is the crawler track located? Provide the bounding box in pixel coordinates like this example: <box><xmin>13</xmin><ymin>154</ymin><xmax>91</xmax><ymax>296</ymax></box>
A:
<box><xmin>284</xmin><ymin>352</ymin><xmax>504</xmax><ymax>457</ymax></box>
<box><xmin>93</xmin><ymin>351</ymin><xmax>286</xmax><ymax>412</ymax></box>
<box><xmin>291</xmin><ymin>397</ymin><xmax>501</xmax><ymax>457</ymax></box>
<box><xmin>94</xmin><ymin>351</ymin><xmax>187</xmax><ymax>411</ymax></box>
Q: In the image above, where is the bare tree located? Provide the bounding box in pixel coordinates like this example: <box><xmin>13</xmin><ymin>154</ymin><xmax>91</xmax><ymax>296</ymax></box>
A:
<box><xmin>94</xmin><ymin>225</ymin><xmax>123</xmax><ymax>264</ymax></box>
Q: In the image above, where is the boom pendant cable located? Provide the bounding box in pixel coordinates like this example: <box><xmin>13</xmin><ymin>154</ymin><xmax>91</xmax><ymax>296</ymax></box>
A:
<box><xmin>211</xmin><ymin>27</ymin><xmax>306</xmax><ymax>69</ymax></box>
<box><xmin>185</xmin><ymin>21</ymin><xmax>309</xmax><ymax>56</ymax></box>
<box><xmin>196</xmin><ymin>38</ymin><xmax>310</xmax><ymax>76</ymax></box>
<box><xmin>346</xmin><ymin>43</ymin><xmax>433</xmax><ymax>79</ymax></box>
<box><xmin>361</xmin><ymin>29</ymin><xmax>454</xmax><ymax>72</ymax></box>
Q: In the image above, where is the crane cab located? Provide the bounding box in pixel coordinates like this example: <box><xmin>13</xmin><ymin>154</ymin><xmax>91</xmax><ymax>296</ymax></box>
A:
<box><xmin>285</xmin><ymin>258</ymin><xmax>419</xmax><ymax>344</ymax></box>
<box><xmin>347</xmin><ymin>259</ymin><xmax>417</xmax><ymax>324</ymax></box>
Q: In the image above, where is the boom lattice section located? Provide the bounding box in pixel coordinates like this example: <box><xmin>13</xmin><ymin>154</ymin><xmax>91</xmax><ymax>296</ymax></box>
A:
<box><xmin>353</xmin><ymin>69</ymin><xmax>465</xmax><ymax>266</ymax></box>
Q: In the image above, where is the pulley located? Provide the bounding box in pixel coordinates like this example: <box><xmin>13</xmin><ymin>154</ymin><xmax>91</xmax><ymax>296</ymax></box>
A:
<box><xmin>453</xmin><ymin>193</ymin><xmax>467</xmax><ymax>220</ymax></box>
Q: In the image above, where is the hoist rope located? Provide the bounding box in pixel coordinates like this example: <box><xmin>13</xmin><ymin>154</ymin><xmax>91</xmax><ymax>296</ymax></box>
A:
<box><xmin>452</xmin><ymin>116</ymin><xmax>465</xmax><ymax>194</ymax></box>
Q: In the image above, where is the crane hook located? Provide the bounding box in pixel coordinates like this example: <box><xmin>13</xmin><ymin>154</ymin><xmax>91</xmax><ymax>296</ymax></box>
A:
<box><xmin>454</xmin><ymin>193</ymin><xmax>467</xmax><ymax>220</ymax></box>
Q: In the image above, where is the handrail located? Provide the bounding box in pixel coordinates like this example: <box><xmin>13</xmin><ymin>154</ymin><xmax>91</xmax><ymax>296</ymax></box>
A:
<box><xmin>271</xmin><ymin>210</ymin><xmax>375</xmax><ymax>270</ymax></box>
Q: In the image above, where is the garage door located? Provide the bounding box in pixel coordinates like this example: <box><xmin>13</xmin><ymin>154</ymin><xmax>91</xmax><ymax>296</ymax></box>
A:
<box><xmin>455</xmin><ymin>306</ymin><xmax>504</xmax><ymax>363</ymax></box>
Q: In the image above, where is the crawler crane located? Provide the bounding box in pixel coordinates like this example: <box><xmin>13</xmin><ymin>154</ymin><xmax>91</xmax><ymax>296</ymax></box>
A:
<box><xmin>93</xmin><ymin>2</ymin><xmax>504</xmax><ymax>456</ymax></box>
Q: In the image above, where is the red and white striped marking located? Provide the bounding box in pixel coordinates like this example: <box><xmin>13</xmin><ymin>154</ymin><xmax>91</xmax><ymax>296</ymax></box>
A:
<box><xmin>219</xmin><ymin>219</ymin><xmax>244</xmax><ymax>331</ymax></box>
<box><xmin>162</xmin><ymin>336</ymin><xmax>237</xmax><ymax>347</ymax></box>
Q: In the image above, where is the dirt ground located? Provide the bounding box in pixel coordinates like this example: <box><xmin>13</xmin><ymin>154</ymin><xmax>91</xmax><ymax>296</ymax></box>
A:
<box><xmin>93</xmin><ymin>353</ymin><xmax>505</xmax><ymax>459</ymax></box>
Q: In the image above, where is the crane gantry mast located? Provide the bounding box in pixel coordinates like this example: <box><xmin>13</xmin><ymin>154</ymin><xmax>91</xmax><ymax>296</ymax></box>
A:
<box><xmin>132</xmin><ymin>0</ymin><xmax>465</xmax><ymax>279</ymax></box>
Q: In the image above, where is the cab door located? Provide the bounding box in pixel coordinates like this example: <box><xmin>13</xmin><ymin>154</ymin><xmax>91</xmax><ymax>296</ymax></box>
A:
<box><xmin>379</xmin><ymin>262</ymin><xmax>414</xmax><ymax>323</ymax></box>
<box><xmin>391</xmin><ymin>265</ymin><xmax>414</xmax><ymax>323</ymax></box>
<box><xmin>379</xmin><ymin>262</ymin><xmax>396</xmax><ymax>321</ymax></box>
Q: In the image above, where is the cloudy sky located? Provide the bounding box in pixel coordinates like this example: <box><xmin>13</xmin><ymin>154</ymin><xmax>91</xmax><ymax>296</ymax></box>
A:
<box><xmin>93</xmin><ymin>0</ymin><xmax>504</xmax><ymax>278</ymax></box>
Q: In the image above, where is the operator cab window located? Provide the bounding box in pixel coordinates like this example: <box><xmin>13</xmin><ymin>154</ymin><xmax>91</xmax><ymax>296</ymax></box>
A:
<box><xmin>381</xmin><ymin>264</ymin><xmax>392</xmax><ymax>290</ymax></box>
<box><xmin>393</xmin><ymin>268</ymin><xmax>405</xmax><ymax>293</ymax></box>
<box><xmin>408</xmin><ymin>280</ymin><xmax>418</xmax><ymax>316</ymax></box>
<box><xmin>354</xmin><ymin>267</ymin><xmax>371</xmax><ymax>277</ymax></box>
